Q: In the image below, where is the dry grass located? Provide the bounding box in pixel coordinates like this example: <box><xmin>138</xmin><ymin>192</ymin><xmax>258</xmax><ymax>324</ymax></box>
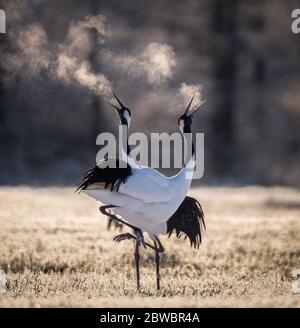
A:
<box><xmin>0</xmin><ymin>186</ymin><xmax>300</xmax><ymax>307</ymax></box>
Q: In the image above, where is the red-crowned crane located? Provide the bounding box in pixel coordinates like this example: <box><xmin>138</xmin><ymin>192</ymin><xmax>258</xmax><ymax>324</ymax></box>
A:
<box><xmin>77</xmin><ymin>93</ymin><xmax>205</xmax><ymax>289</ymax></box>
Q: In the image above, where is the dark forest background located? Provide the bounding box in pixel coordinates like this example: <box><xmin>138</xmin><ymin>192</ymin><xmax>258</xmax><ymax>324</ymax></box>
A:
<box><xmin>0</xmin><ymin>0</ymin><xmax>300</xmax><ymax>186</ymax></box>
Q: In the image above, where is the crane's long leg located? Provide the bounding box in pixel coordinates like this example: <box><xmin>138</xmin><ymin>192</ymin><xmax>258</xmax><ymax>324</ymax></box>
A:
<box><xmin>135</xmin><ymin>239</ymin><xmax>140</xmax><ymax>290</ymax></box>
<box><xmin>99</xmin><ymin>205</ymin><xmax>146</xmax><ymax>248</ymax></box>
<box><xmin>100</xmin><ymin>205</ymin><xmax>146</xmax><ymax>289</ymax></box>
<box><xmin>155</xmin><ymin>241</ymin><xmax>160</xmax><ymax>290</ymax></box>
<box><xmin>154</xmin><ymin>237</ymin><xmax>164</xmax><ymax>290</ymax></box>
<box><xmin>114</xmin><ymin>232</ymin><xmax>144</xmax><ymax>290</ymax></box>
<box><xmin>114</xmin><ymin>233</ymin><xmax>164</xmax><ymax>290</ymax></box>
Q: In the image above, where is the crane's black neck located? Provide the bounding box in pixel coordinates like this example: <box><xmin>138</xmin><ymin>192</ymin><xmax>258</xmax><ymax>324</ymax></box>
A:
<box><xmin>126</xmin><ymin>141</ymin><xmax>131</xmax><ymax>156</ymax></box>
<box><xmin>182</xmin><ymin>125</ymin><xmax>195</xmax><ymax>165</ymax></box>
<box><xmin>183</xmin><ymin>125</ymin><xmax>191</xmax><ymax>134</ymax></box>
<box><xmin>120</xmin><ymin>123</ymin><xmax>131</xmax><ymax>158</ymax></box>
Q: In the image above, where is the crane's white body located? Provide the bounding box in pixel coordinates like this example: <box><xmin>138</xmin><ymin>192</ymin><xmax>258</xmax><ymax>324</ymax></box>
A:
<box><xmin>84</xmin><ymin>155</ymin><xmax>195</xmax><ymax>237</ymax></box>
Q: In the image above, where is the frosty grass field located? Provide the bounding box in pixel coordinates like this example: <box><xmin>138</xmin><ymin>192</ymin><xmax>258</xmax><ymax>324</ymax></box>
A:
<box><xmin>0</xmin><ymin>186</ymin><xmax>299</xmax><ymax>307</ymax></box>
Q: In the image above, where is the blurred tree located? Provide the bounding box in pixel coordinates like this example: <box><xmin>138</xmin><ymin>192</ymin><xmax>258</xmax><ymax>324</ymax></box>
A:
<box><xmin>210</xmin><ymin>0</ymin><xmax>239</xmax><ymax>174</ymax></box>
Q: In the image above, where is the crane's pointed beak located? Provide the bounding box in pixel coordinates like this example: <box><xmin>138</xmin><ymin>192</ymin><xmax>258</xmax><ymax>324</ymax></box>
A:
<box><xmin>184</xmin><ymin>96</ymin><xmax>194</xmax><ymax>115</ymax></box>
<box><xmin>190</xmin><ymin>99</ymin><xmax>207</xmax><ymax>117</ymax></box>
<box><xmin>104</xmin><ymin>98</ymin><xmax>119</xmax><ymax>110</ymax></box>
<box><xmin>112</xmin><ymin>91</ymin><xmax>124</xmax><ymax>108</ymax></box>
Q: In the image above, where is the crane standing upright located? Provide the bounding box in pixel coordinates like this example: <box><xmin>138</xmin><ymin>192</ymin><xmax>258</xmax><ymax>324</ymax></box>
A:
<box><xmin>77</xmin><ymin>93</ymin><xmax>205</xmax><ymax>289</ymax></box>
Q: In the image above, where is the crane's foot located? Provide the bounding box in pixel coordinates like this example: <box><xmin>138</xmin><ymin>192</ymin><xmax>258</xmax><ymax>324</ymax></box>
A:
<box><xmin>113</xmin><ymin>230</ymin><xmax>147</xmax><ymax>249</ymax></box>
<box><xmin>113</xmin><ymin>233</ymin><xmax>135</xmax><ymax>242</ymax></box>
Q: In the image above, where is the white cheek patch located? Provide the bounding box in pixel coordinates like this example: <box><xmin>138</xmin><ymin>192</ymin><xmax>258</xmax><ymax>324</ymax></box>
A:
<box><xmin>124</xmin><ymin>111</ymin><xmax>131</xmax><ymax>125</ymax></box>
<box><xmin>179</xmin><ymin>119</ymin><xmax>184</xmax><ymax>133</ymax></box>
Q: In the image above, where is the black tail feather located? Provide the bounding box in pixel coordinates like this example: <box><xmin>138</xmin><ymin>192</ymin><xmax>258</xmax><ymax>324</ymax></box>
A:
<box><xmin>167</xmin><ymin>196</ymin><xmax>205</xmax><ymax>249</ymax></box>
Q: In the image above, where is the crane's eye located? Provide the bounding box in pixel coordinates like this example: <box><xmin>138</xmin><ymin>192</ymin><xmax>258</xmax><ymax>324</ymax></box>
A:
<box><xmin>178</xmin><ymin>117</ymin><xmax>185</xmax><ymax>127</ymax></box>
<box><xmin>178</xmin><ymin>114</ymin><xmax>186</xmax><ymax>125</ymax></box>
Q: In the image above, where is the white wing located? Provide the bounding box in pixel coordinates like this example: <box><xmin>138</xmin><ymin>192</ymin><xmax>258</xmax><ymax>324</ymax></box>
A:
<box><xmin>84</xmin><ymin>188</ymin><xmax>176</xmax><ymax>233</ymax></box>
<box><xmin>117</xmin><ymin>166</ymin><xmax>172</xmax><ymax>203</ymax></box>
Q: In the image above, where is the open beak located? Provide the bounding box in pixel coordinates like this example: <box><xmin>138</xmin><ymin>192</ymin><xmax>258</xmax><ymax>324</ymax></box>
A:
<box><xmin>112</xmin><ymin>91</ymin><xmax>125</xmax><ymax>108</ymax></box>
<box><xmin>184</xmin><ymin>96</ymin><xmax>206</xmax><ymax>118</ymax></box>
<box><xmin>190</xmin><ymin>99</ymin><xmax>207</xmax><ymax>117</ymax></box>
<box><xmin>184</xmin><ymin>96</ymin><xmax>194</xmax><ymax>115</ymax></box>
<box><xmin>104</xmin><ymin>91</ymin><xmax>125</xmax><ymax>110</ymax></box>
<box><xmin>104</xmin><ymin>98</ymin><xmax>119</xmax><ymax>110</ymax></box>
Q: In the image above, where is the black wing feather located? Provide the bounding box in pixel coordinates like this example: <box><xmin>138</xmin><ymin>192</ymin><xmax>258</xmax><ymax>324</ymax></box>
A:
<box><xmin>76</xmin><ymin>158</ymin><xmax>132</xmax><ymax>192</ymax></box>
<box><xmin>167</xmin><ymin>196</ymin><xmax>205</xmax><ymax>249</ymax></box>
